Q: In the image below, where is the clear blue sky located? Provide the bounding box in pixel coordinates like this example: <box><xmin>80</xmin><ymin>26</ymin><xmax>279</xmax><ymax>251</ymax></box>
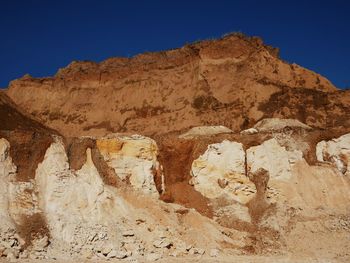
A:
<box><xmin>1</xmin><ymin>0</ymin><xmax>349</xmax><ymax>89</ymax></box>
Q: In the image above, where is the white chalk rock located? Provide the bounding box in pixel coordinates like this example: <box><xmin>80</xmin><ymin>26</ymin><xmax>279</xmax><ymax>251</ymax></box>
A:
<box><xmin>0</xmin><ymin>138</ymin><xmax>16</xmax><ymax>230</ymax></box>
<box><xmin>96</xmin><ymin>135</ymin><xmax>162</xmax><ymax>196</ymax></box>
<box><xmin>35</xmin><ymin>137</ymin><xmax>124</xmax><ymax>244</ymax></box>
<box><xmin>191</xmin><ymin>140</ymin><xmax>255</xmax><ymax>203</ymax></box>
<box><xmin>247</xmin><ymin>138</ymin><xmax>303</xmax><ymax>181</ymax></box>
<box><xmin>316</xmin><ymin>133</ymin><xmax>350</xmax><ymax>175</ymax></box>
<box><xmin>240</xmin><ymin>128</ymin><xmax>258</xmax><ymax>135</ymax></box>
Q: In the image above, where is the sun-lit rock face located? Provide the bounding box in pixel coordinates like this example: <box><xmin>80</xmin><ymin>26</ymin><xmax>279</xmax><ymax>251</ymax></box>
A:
<box><xmin>96</xmin><ymin>135</ymin><xmax>162</xmax><ymax>196</ymax></box>
<box><xmin>0</xmin><ymin>138</ymin><xmax>16</xmax><ymax>176</ymax></box>
<box><xmin>2</xmin><ymin>121</ymin><xmax>350</xmax><ymax>260</ymax></box>
<box><xmin>316</xmin><ymin>133</ymin><xmax>350</xmax><ymax>175</ymax></box>
<box><xmin>0</xmin><ymin>138</ymin><xmax>17</xmax><ymax>230</ymax></box>
<box><xmin>7</xmin><ymin>35</ymin><xmax>348</xmax><ymax>139</ymax></box>
<box><xmin>190</xmin><ymin>140</ymin><xmax>255</xmax><ymax>203</ymax></box>
<box><xmin>246</xmin><ymin>138</ymin><xmax>303</xmax><ymax>181</ymax></box>
<box><xmin>1</xmin><ymin>16</ymin><xmax>349</xmax><ymax>257</ymax></box>
<box><xmin>35</xmin><ymin>137</ymin><xmax>125</xmax><ymax>246</ymax></box>
<box><xmin>33</xmin><ymin>136</ymin><xmax>236</xmax><ymax>258</ymax></box>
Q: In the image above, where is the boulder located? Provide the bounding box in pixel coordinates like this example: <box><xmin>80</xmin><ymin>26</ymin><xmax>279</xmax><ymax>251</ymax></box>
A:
<box><xmin>153</xmin><ymin>238</ymin><xmax>173</xmax><ymax>249</ymax></box>
<box><xmin>111</xmin><ymin>249</ymin><xmax>132</xmax><ymax>259</ymax></box>
<box><xmin>240</xmin><ymin>128</ymin><xmax>258</xmax><ymax>135</ymax></box>
<box><xmin>189</xmin><ymin>247</ymin><xmax>205</xmax><ymax>255</ymax></box>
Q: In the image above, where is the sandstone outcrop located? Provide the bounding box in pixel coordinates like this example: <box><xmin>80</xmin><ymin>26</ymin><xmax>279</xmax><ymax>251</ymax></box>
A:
<box><xmin>5</xmin><ymin>34</ymin><xmax>350</xmax><ymax>138</ymax></box>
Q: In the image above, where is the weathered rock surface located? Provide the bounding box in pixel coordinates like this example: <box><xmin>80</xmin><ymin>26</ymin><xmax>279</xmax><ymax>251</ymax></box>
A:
<box><xmin>0</xmin><ymin>138</ymin><xmax>17</xmax><ymax>236</ymax></box>
<box><xmin>1</xmin><ymin>134</ymin><xmax>246</xmax><ymax>260</ymax></box>
<box><xmin>179</xmin><ymin>126</ymin><xmax>232</xmax><ymax>139</ymax></box>
<box><xmin>96</xmin><ymin>134</ymin><xmax>163</xmax><ymax>195</ymax></box>
<box><xmin>1</xmin><ymin>32</ymin><xmax>350</xmax><ymax>262</ymax></box>
<box><xmin>190</xmin><ymin>140</ymin><xmax>255</xmax><ymax>203</ymax></box>
<box><xmin>35</xmin><ymin>136</ymin><xmax>116</xmax><ymax>245</ymax></box>
<box><xmin>0</xmin><ymin>127</ymin><xmax>350</xmax><ymax>261</ymax></box>
<box><xmin>253</xmin><ymin>118</ymin><xmax>312</xmax><ymax>132</ymax></box>
<box><xmin>316</xmin><ymin>133</ymin><xmax>350</xmax><ymax>175</ymax></box>
<box><xmin>247</xmin><ymin>138</ymin><xmax>303</xmax><ymax>180</ymax></box>
<box><xmin>6</xmin><ymin>35</ymin><xmax>350</xmax><ymax>138</ymax></box>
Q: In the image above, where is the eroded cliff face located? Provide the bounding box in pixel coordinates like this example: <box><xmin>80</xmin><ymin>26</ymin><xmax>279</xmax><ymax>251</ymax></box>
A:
<box><xmin>1</xmin><ymin>119</ymin><xmax>349</xmax><ymax>261</ymax></box>
<box><xmin>1</xmin><ymin>34</ymin><xmax>350</xmax><ymax>262</ymax></box>
<box><xmin>0</xmin><ymin>134</ymin><xmax>245</xmax><ymax>260</ymax></box>
<box><xmin>6</xmin><ymin>34</ymin><xmax>350</xmax><ymax>137</ymax></box>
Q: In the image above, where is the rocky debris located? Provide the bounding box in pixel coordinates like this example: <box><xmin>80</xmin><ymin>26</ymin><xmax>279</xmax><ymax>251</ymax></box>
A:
<box><xmin>122</xmin><ymin>229</ymin><xmax>135</xmax><ymax>237</ymax></box>
<box><xmin>189</xmin><ymin>247</ymin><xmax>205</xmax><ymax>255</ymax></box>
<box><xmin>121</xmin><ymin>234</ymin><xmax>145</xmax><ymax>257</ymax></box>
<box><xmin>32</xmin><ymin>236</ymin><xmax>49</xmax><ymax>252</ymax></box>
<box><xmin>146</xmin><ymin>252</ymin><xmax>162</xmax><ymax>261</ymax></box>
<box><xmin>209</xmin><ymin>248</ymin><xmax>219</xmax><ymax>257</ymax></box>
<box><xmin>240</xmin><ymin>128</ymin><xmax>258</xmax><ymax>135</ymax></box>
<box><xmin>5</xmin><ymin>248</ymin><xmax>19</xmax><ymax>261</ymax></box>
<box><xmin>96</xmin><ymin>134</ymin><xmax>163</xmax><ymax>195</ymax></box>
<box><xmin>316</xmin><ymin>133</ymin><xmax>350</xmax><ymax>175</ymax></box>
<box><xmin>324</xmin><ymin>217</ymin><xmax>350</xmax><ymax>231</ymax></box>
<box><xmin>190</xmin><ymin>140</ymin><xmax>255</xmax><ymax>203</ymax></box>
<box><xmin>166</xmin><ymin>241</ymin><xmax>192</xmax><ymax>256</ymax></box>
<box><xmin>0</xmin><ymin>229</ymin><xmax>23</xmax><ymax>260</ymax></box>
<box><xmin>153</xmin><ymin>238</ymin><xmax>173</xmax><ymax>249</ymax></box>
<box><xmin>253</xmin><ymin>118</ymin><xmax>312</xmax><ymax>133</ymax></box>
<box><xmin>107</xmin><ymin>249</ymin><xmax>132</xmax><ymax>259</ymax></box>
<box><xmin>213</xmin><ymin>199</ymin><xmax>252</xmax><ymax>224</ymax></box>
<box><xmin>179</xmin><ymin>126</ymin><xmax>233</xmax><ymax>139</ymax></box>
